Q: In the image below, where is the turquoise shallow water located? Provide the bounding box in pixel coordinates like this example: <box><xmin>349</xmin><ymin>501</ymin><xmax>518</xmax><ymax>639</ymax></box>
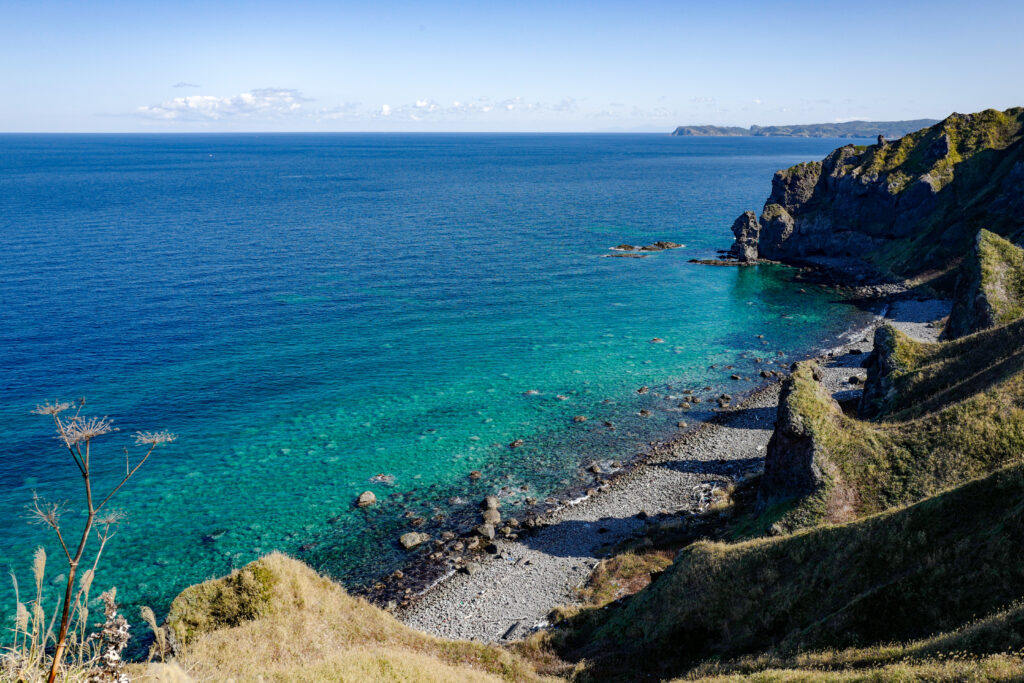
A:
<box><xmin>0</xmin><ymin>133</ymin><xmax>874</xmax><ymax>616</ymax></box>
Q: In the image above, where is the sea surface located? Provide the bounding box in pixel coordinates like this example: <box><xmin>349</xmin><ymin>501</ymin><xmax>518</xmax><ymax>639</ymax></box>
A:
<box><xmin>0</xmin><ymin>133</ymin><xmax>876</xmax><ymax>615</ymax></box>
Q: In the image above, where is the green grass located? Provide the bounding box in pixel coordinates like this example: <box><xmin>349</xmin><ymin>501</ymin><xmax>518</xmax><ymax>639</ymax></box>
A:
<box><xmin>738</xmin><ymin>358</ymin><xmax>1019</xmax><ymax>527</ymax></box>
<box><xmin>548</xmin><ymin>463</ymin><xmax>1024</xmax><ymax>681</ymax></box>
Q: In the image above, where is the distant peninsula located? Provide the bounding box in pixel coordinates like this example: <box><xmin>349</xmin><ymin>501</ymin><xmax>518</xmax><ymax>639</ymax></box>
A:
<box><xmin>671</xmin><ymin>119</ymin><xmax>940</xmax><ymax>138</ymax></box>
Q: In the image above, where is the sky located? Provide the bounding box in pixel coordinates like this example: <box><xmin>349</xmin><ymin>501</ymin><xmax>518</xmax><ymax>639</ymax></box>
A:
<box><xmin>1</xmin><ymin>0</ymin><xmax>1022</xmax><ymax>133</ymax></box>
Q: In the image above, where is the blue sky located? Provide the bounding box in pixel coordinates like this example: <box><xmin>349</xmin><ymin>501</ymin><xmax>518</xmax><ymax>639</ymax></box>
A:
<box><xmin>1</xmin><ymin>0</ymin><xmax>1022</xmax><ymax>132</ymax></box>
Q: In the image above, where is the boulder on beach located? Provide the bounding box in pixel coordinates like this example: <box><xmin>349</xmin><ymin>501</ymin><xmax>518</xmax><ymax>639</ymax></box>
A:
<box><xmin>399</xmin><ymin>532</ymin><xmax>429</xmax><ymax>550</ymax></box>
<box><xmin>474</xmin><ymin>523</ymin><xmax>496</xmax><ymax>540</ymax></box>
<box><xmin>482</xmin><ymin>508</ymin><xmax>501</xmax><ymax>525</ymax></box>
<box><xmin>481</xmin><ymin>495</ymin><xmax>500</xmax><ymax>509</ymax></box>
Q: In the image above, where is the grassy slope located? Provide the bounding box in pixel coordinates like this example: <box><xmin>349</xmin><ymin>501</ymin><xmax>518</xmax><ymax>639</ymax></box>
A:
<box><xmin>776</xmin><ymin>358</ymin><xmax>1024</xmax><ymax>522</ymax></box>
<box><xmin>551</xmin><ymin>463</ymin><xmax>1024</xmax><ymax>681</ymax></box>
<box><xmin>152</xmin><ymin>553</ymin><xmax>553</xmax><ymax>683</ymax></box>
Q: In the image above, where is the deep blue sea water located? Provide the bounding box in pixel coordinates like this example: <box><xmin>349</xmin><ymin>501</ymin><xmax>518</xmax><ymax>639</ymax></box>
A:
<box><xmin>0</xmin><ymin>133</ymin><xmax>874</xmax><ymax>616</ymax></box>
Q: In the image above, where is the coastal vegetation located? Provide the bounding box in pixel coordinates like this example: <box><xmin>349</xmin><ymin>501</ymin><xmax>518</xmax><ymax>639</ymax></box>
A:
<box><xmin>2</xmin><ymin>402</ymin><xmax>175</xmax><ymax>683</ymax></box>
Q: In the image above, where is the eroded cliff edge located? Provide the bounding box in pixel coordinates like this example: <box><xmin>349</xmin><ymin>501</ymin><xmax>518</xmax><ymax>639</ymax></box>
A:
<box><xmin>729</xmin><ymin>108</ymin><xmax>1024</xmax><ymax>283</ymax></box>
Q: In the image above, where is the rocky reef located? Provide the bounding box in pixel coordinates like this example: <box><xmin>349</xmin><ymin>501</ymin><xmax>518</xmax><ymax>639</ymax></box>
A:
<box><xmin>727</xmin><ymin>108</ymin><xmax>1024</xmax><ymax>280</ymax></box>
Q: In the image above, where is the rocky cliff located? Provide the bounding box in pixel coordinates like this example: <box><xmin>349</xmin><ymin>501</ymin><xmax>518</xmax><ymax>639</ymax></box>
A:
<box><xmin>947</xmin><ymin>229</ymin><xmax>1024</xmax><ymax>337</ymax></box>
<box><xmin>729</xmin><ymin>108</ymin><xmax>1024</xmax><ymax>279</ymax></box>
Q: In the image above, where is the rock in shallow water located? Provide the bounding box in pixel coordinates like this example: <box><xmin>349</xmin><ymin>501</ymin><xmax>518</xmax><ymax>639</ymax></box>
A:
<box><xmin>356</xmin><ymin>491</ymin><xmax>377</xmax><ymax>507</ymax></box>
<box><xmin>399</xmin><ymin>532</ymin><xmax>429</xmax><ymax>549</ymax></box>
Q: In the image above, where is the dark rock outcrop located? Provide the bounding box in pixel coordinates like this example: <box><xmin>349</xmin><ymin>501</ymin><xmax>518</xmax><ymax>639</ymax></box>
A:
<box><xmin>757</xmin><ymin>364</ymin><xmax>833</xmax><ymax>509</ymax></box>
<box><xmin>947</xmin><ymin>230</ymin><xmax>1024</xmax><ymax>338</ymax></box>
<box><xmin>858</xmin><ymin>326</ymin><xmax>905</xmax><ymax>419</ymax></box>
<box><xmin>726</xmin><ymin>108</ymin><xmax>1024</xmax><ymax>279</ymax></box>
<box><xmin>729</xmin><ymin>211</ymin><xmax>760</xmax><ymax>262</ymax></box>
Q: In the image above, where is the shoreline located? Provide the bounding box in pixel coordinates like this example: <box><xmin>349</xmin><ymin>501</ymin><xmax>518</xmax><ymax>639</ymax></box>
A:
<box><xmin>395</xmin><ymin>293</ymin><xmax>947</xmax><ymax>642</ymax></box>
<box><xmin>351</xmin><ymin>274</ymin><xmax>883</xmax><ymax>611</ymax></box>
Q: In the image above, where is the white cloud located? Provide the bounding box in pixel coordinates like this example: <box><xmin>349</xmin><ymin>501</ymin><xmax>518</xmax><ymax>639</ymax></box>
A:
<box><xmin>315</xmin><ymin>102</ymin><xmax>362</xmax><ymax>120</ymax></box>
<box><xmin>136</xmin><ymin>91</ymin><xmax>619</xmax><ymax>126</ymax></box>
<box><xmin>173</xmin><ymin>81</ymin><xmax>201</xmax><ymax>88</ymax></box>
<box><xmin>137</xmin><ymin>88</ymin><xmax>310</xmax><ymax>121</ymax></box>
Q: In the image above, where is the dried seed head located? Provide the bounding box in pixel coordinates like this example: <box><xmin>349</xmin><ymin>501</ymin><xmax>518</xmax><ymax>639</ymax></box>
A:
<box><xmin>96</xmin><ymin>510</ymin><xmax>126</xmax><ymax>526</ymax></box>
<box><xmin>32</xmin><ymin>547</ymin><xmax>46</xmax><ymax>590</ymax></box>
<box><xmin>79</xmin><ymin>568</ymin><xmax>95</xmax><ymax>596</ymax></box>
<box><xmin>15</xmin><ymin>602</ymin><xmax>29</xmax><ymax>632</ymax></box>
<box><xmin>31</xmin><ymin>400</ymin><xmax>72</xmax><ymax>416</ymax></box>
<box><xmin>63</xmin><ymin>415</ymin><xmax>117</xmax><ymax>444</ymax></box>
<box><xmin>134</xmin><ymin>430</ymin><xmax>177</xmax><ymax>446</ymax></box>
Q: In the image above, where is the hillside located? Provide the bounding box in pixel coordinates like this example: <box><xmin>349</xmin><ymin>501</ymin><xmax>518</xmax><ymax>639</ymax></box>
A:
<box><xmin>550</xmin><ymin>463</ymin><xmax>1024</xmax><ymax>681</ymax></box>
<box><xmin>728</xmin><ymin>107</ymin><xmax>1024</xmax><ymax>279</ymax></box>
<box><xmin>143</xmin><ymin>552</ymin><xmax>554</xmax><ymax>682</ymax></box>
<box><xmin>671</xmin><ymin>119</ymin><xmax>938</xmax><ymax>138</ymax></box>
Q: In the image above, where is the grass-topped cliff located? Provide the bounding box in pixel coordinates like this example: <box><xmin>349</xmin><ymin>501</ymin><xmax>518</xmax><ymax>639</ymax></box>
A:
<box><xmin>730</xmin><ymin>107</ymin><xmax>1024</xmax><ymax>280</ymax></box>
<box><xmin>144</xmin><ymin>552</ymin><xmax>555</xmax><ymax>682</ymax></box>
<box><xmin>947</xmin><ymin>229</ymin><xmax>1024</xmax><ymax>336</ymax></box>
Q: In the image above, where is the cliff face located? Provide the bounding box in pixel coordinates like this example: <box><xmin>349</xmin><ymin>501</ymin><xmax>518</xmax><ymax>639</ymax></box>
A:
<box><xmin>947</xmin><ymin>229</ymin><xmax>1024</xmax><ymax>337</ymax></box>
<box><xmin>757</xmin><ymin>362</ymin><xmax>833</xmax><ymax>509</ymax></box>
<box><xmin>732</xmin><ymin>108</ymin><xmax>1024</xmax><ymax>277</ymax></box>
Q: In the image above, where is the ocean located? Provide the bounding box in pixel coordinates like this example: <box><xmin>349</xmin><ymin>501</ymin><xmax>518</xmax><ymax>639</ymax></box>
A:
<box><xmin>0</xmin><ymin>133</ymin><xmax>875</xmax><ymax>614</ymax></box>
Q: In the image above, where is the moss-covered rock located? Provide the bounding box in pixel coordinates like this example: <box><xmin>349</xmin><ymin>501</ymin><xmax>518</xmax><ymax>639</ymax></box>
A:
<box><xmin>947</xmin><ymin>229</ymin><xmax>1024</xmax><ymax>337</ymax></box>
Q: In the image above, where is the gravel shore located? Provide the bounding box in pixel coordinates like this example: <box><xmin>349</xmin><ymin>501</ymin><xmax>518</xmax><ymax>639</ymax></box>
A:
<box><xmin>399</xmin><ymin>297</ymin><xmax>951</xmax><ymax>643</ymax></box>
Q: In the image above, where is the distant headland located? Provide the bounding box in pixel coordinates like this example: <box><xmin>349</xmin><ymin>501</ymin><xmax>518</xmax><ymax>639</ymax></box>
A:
<box><xmin>671</xmin><ymin>119</ymin><xmax>940</xmax><ymax>138</ymax></box>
